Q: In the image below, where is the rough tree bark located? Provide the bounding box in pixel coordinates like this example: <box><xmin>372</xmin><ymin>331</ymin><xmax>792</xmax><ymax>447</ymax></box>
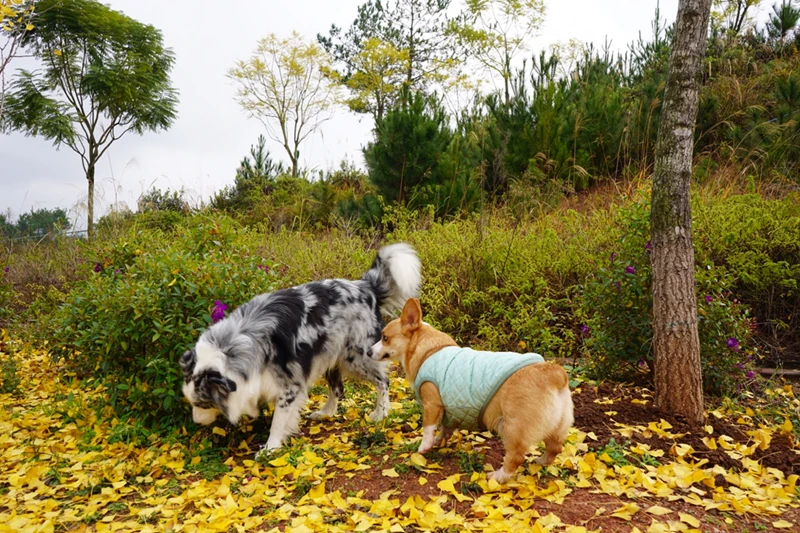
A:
<box><xmin>650</xmin><ymin>0</ymin><xmax>712</xmax><ymax>424</ymax></box>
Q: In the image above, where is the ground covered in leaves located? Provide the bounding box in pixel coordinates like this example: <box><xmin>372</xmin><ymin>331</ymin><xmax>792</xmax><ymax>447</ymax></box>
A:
<box><xmin>1</xmin><ymin>348</ymin><xmax>799</xmax><ymax>533</ymax></box>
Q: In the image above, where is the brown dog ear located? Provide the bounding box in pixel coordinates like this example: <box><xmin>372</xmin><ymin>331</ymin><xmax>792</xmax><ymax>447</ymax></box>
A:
<box><xmin>401</xmin><ymin>298</ymin><xmax>422</xmax><ymax>334</ymax></box>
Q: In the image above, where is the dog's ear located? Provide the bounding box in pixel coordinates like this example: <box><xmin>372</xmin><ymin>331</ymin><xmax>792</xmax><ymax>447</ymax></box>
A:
<box><xmin>180</xmin><ymin>349</ymin><xmax>196</xmax><ymax>381</ymax></box>
<box><xmin>206</xmin><ymin>372</ymin><xmax>237</xmax><ymax>404</ymax></box>
<box><xmin>401</xmin><ymin>298</ymin><xmax>421</xmax><ymax>334</ymax></box>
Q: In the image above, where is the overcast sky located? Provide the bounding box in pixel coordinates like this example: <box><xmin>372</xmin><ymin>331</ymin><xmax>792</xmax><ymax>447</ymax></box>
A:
<box><xmin>0</xmin><ymin>0</ymin><xmax>700</xmax><ymax>227</ymax></box>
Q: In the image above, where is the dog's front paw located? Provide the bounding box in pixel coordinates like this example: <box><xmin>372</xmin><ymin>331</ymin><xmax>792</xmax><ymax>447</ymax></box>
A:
<box><xmin>264</xmin><ymin>437</ymin><xmax>283</xmax><ymax>452</ymax></box>
<box><xmin>254</xmin><ymin>443</ymin><xmax>282</xmax><ymax>463</ymax></box>
<box><xmin>488</xmin><ymin>468</ymin><xmax>512</xmax><ymax>484</ymax></box>
<box><xmin>309</xmin><ymin>410</ymin><xmax>332</xmax><ymax>421</ymax></box>
<box><xmin>368</xmin><ymin>406</ymin><xmax>388</xmax><ymax>422</ymax></box>
<box><xmin>417</xmin><ymin>442</ymin><xmax>433</xmax><ymax>454</ymax></box>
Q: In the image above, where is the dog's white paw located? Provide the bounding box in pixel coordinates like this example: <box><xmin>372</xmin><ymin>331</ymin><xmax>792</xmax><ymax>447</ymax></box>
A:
<box><xmin>488</xmin><ymin>468</ymin><xmax>512</xmax><ymax>484</ymax></box>
<box><xmin>264</xmin><ymin>437</ymin><xmax>283</xmax><ymax>451</ymax></box>
<box><xmin>254</xmin><ymin>443</ymin><xmax>282</xmax><ymax>463</ymax></box>
<box><xmin>368</xmin><ymin>407</ymin><xmax>387</xmax><ymax>422</ymax></box>
<box><xmin>309</xmin><ymin>410</ymin><xmax>332</xmax><ymax>420</ymax></box>
<box><xmin>418</xmin><ymin>442</ymin><xmax>432</xmax><ymax>454</ymax></box>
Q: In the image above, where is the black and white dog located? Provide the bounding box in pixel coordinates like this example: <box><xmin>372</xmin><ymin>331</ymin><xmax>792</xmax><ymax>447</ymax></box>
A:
<box><xmin>180</xmin><ymin>243</ymin><xmax>421</xmax><ymax>450</ymax></box>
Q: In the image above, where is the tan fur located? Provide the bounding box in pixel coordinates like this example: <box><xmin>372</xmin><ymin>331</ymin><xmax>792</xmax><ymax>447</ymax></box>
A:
<box><xmin>375</xmin><ymin>298</ymin><xmax>574</xmax><ymax>483</ymax></box>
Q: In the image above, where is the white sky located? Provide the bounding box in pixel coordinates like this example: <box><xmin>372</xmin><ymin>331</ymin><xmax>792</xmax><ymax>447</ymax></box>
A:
<box><xmin>0</xmin><ymin>0</ymin><xmax>700</xmax><ymax>227</ymax></box>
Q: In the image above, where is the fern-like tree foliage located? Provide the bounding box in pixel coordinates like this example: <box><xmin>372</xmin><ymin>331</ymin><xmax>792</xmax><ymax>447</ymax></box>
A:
<box><xmin>0</xmin><ymin>0</ymin><xmax>35</xmax><ymax>118</ymax></box>
<box><xmin>2</xmin><ymin>0</ymin><xmax>179</xmax><ymax>238</ymax></box>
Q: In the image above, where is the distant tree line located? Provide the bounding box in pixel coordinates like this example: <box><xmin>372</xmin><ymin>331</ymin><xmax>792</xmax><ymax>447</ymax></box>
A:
<box><xmin>0</xmin><ymin>207</ymin><xmax>71</xmax><ymax>239</ymax></box>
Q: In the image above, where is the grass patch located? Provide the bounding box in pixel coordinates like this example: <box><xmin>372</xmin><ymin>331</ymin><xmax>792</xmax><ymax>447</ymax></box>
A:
<box><xmin>456</xmin><ymin>450</ymin><xmax>485</xmax><ymax>475</ymax></box>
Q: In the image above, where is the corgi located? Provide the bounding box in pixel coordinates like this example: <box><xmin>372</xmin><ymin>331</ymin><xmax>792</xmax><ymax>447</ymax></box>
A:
<box><xmin>371</xmin><ymin>298</ymin><xmax>574</xmax><ymax>483</ymax></box>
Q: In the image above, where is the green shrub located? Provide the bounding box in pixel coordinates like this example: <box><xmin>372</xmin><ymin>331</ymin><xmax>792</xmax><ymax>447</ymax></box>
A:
<box><xmin>260</xmin><ymin>204</ymin><xmax>618</xmax><ymax>357</ymax></box>
<box><xmin>693</xmin><ymin>192</ymin><xmax>800</xmax><ymax>368</ymax></box>
<box><xmin>581</xmin><ymin>196</ymin><xmax>758</xmax><ymax>396</ymax></box>
<box><xmin>48</xmin><ymin>214</ymin><xmax>287</xmax><ymax>429</ymax></box>
<box><xmin>0</xmin><ymin>269</ymin><xmax>19</xmax><ymax>326</ymax></box>
<box><xmin>0</xmin><ymin>352</ymin><xmax>20</xmax><ymax>395</ymax></box>
<box><xmin>137</xmin><ymin>187</ymin><xmax>190</xmax><ymax>213</ymax></box>
<box><xmin>0</xmin><ymin>333</ymin><xmax>21</xmax><ymax>395</ymax></box>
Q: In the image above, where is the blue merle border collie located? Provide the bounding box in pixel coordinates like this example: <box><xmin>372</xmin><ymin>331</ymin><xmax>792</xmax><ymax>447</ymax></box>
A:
<box><xmin>180</xmin><ymin>243</ymin><xmax>421</xmax><ymax>450</ymax></box>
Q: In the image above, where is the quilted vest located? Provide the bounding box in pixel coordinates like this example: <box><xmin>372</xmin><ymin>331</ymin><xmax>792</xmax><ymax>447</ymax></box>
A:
<box><xmin>413</xmin><ymin>346</ymin><xmax>544</xmax><ymax>431</ymax></box>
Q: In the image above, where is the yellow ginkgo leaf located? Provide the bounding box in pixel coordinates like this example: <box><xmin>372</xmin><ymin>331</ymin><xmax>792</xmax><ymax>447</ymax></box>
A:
<box><xmin>610</xmin><ymin>503</ymin><xmax>640</xmax><ymax>521</ymax></box>
<box><xmin>772</xmin><ymin>520</ymin><xmax>794</xmax><ymax>529</ymax></box>
<box><xmin>410</xmin><ymin>452</ymin><xmax>427</xmax><ymax>467</ymax></box>
<box><xmin>381</xmin><ymin>467</ymin><xmax>399</xmax><ymax>478</ymax></box>
<box><xmin>308</xmin><ymin>482</ymin><xmax>325</xmax><ymax>499</ymax></box>
<box><xmin>678</xmin><ymin>512</ymin><xmax>700</xmax><ymax>527</ymax></box>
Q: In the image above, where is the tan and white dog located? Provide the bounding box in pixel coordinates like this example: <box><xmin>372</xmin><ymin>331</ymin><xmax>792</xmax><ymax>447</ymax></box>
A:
<box><xmin>371</xmin><ymin>298</ymin><xmax>574</xmax><ymax>483</ymax></box>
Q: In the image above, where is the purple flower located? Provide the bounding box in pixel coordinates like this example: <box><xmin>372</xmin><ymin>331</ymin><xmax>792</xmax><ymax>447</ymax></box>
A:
<box><xmin>610</xmin><ymin>252</ymin><xmax>617</xmax><ymax>262</ymax></box>
<box><xmin>615</xmin><ymin>281</ymin><xmax>622</xmax><ymax>292</ymax></box>
<box><xmin>211</xmin><ymin>300</ymin><xmax>229</xmax><ymax>323</ymax></box>
<box><xmin>580</xmin><ymin>325</ymin><xmax>590</xmax><ymax>335</ymax></box>
<box><xmin>735</xmin><ymin>362</ymin><xmax>744</xmax><ymax>369</ymax></box>
<box><xmin>115</xmin><ymin>269</ymin><xmax>121</xmax><ymax>275</ymax></box>
<box><xmin>3</xmin><ymin>267</ymin><xmax>8</xmax><ymax>274</ymax></box>
<box><xmin>645</xmin><ymin>241</ymin><xmax>652</xmax><ymax>251</ymax></box>
<box><xmin>258</xmin><ymin>264</ymin><xmax>270</xmax><ymax>274</ymax></box>
<box><xmin>704</xmin><ymin>295</ymin><xmax>713</xmax><ymax>304</ymax></box>
<box><xmin>727</xmin><ymin>337</ymin><xmax>740</xmax><ymax>352</ymax></box>
<box><xmin>625</xmin><ymin>266</ymin><xmax>636</xmax><ymax>275</ymax></box>
<box><xmin>638</xmin><ymin>360</ymin><xmax>646</xmax><ymax>368</ymax></box>
<box><xmin>746</xmin><ymin>370</ymin><xmax>755</xmax><ymax>379</ymax></box>
<box><xmin>93</xmin><ymin>263</ymin><xmax>102</xmax><ymax>273</ymax></box>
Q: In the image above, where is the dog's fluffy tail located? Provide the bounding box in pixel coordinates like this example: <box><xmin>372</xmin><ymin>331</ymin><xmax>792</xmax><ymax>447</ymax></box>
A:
<box><xmin>364</xmin><ymin>242</ymin><xmax>421</xmax><ymax>315</ymax></box>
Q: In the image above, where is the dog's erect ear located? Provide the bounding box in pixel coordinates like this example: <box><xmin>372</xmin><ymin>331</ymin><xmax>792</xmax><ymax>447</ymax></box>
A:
<box><xmin>401</xmin><ymin>298</ymin><xmax>422</xmax><ymax>334</ymax></box>
<box><xmin>206</xmin><ymin>372</ymin><xmax>237</xmax><ymax>404</ymax></box>
<box><xmin>180</xmin><ymin>349</ymin><xmax>196</xmax><ymax>381</ymax></box>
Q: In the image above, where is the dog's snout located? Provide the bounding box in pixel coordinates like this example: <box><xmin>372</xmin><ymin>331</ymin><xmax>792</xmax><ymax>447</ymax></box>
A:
<box><xmin>370</xmin><ymin>340</ymin><xmax>383</xmax><ymax>359</ymax></box>
<box><xmin>192</xmin><ymin>406</ymin><xmax>220</xmax><ymax>425</ymax></box>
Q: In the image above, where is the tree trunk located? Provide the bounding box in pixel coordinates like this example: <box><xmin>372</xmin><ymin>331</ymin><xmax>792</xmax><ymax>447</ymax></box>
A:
<box><xmin>87</xmin><ymin>163</ymin><xmax>95</xmax><ymax>239</ymax></box>
<box><xmin>650</xmin><ymin>0</ymin><xmax>712</xmax><ymax>424</ymax></box>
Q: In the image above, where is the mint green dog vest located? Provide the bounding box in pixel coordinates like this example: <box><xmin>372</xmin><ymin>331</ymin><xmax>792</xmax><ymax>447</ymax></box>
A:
<box><xmin>413</xmin><ymin>346</ymin><xmax>544</xmax><ymax>431</ymax></box>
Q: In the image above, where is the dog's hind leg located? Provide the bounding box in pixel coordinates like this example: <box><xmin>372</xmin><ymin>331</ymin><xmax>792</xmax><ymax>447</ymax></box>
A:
<box><xmin>537</xmin><ymin>390</ymin><xmax>574</xmax><ymax>465</ymax></box>
<box><xmin>265</xmin><ymin>386</ymin><xmax>308</xmax><ymax>450</ymax></box>
<box><xmin>490</xmin><ymin>430</ymin><xmax>529</xmax><ymax>484</ymax></box>
<box><xmin>433</xmin><ymin>425</ymin><xmax>453</xmax><ymax>447</ymax></box>
<box><xmin>537</xmin><ymin>433</ymin><xmax>566</xmax><ymax>466</ymax></box>
<box><xmin>309</xmin><ymin>368</ymin><xmax>344</xmax><ymax>420</ymax></box>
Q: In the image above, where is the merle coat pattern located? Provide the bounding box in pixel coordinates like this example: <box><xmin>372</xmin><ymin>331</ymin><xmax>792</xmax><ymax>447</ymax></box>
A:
<box><xmin>181</xmin><ymin>243</ymin><xmax>421</xmax><ymax>450</ymax></box>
